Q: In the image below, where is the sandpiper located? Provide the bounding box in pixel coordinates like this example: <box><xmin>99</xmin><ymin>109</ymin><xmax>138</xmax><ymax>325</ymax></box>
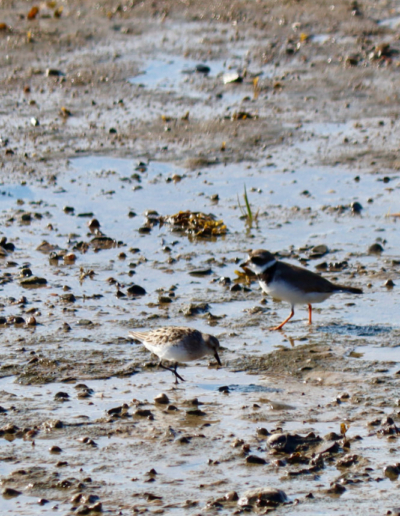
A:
<box><xmin>128</xmin><ymin>326</ymin><xmax>221</xmax><ymax>383</ymax></box>
<box><xmin>241</xmin><ymin>249</ymin><xmax>363</xmax><ymax>330</ymax></box>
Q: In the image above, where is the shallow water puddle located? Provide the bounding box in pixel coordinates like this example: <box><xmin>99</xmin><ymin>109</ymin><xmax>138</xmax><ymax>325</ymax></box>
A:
<box><xmin>0</xmin><ymin>155</ymin><xmax>398</xmax><ymax>362</ymax></box>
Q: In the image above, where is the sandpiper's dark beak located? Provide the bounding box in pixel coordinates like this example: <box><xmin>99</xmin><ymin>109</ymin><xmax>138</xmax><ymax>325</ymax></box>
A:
<box><xmin>214</xmin><ymin>351</ymin><xmax>222</xmax><ymax>366</ymax></box>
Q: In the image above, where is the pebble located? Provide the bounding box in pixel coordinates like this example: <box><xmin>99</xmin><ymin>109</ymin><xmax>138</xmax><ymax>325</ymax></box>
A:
<box><xmin>62</xmin><ymin>293</ymin><xmax>76</xmax><ymax>303</ymax></box>
<box><xmin>384</xmin><ymin>465</ymin><xmax>400</xmax><ymax>480</ymax></box>
<box><xmin>245</xmin><ymin>455</ymin><xmax>266</xmax><ymax>465</ymax></box>
<box><xmin>238</xmin><ymin>488</ymin><xmax>287</xmax><ymax>507</ymax></box>
<box><xmin>54</xmin><ymin>392</ymin><xmax>69</xmax><ymax>401</ymax></box>
<box><xmin>88</xmin><ymin>218</ymin><xmax>100</xmax><ymax>230</ymax></box>
<box><xmin>327</xmin><ymin>483</ymin><xmax>346</xmax><ymax>494</ymax></box>
<box><xmin>384</xmin><ymin>279</ymin><xmax>395</xmax><ymax>288</ymax></box>
<box><xmin>368</xmin><ymin>243</ymin><xmax>384</xmax><ymax>255</ymax></box>
<box><xmin>2</xmin><ymin>487</ymin><xmax>22</xmax><ymax>498</ymax></box>
<box><xmin>154</xmin><ymin>393</ymin><xmax>169</xmax><ymax>405</ymax></box>
<box><xmin>225</xmin><ymin>491</ymin><xmax>239</xmax><ymax>501</ymax></box>
<box><xmin>134</xmin><ymin>409</ymin><xmax>153</xmax><ymax>417</ymax></box>
<box><xmin>127</xmin><ymin>285</ymin><xmax>146</xmax><ymax>296</ymax></box>
<box><xmin>256</xmin><ymin>427</ymin><xmax>270</xmax><ymax>437</ymax></box>
<box><xmin>195</xmin><ymin>64</ymin><xmax>210</xmax><ymax>74</ymax></box>
<box><xmin>188</xmin><ymin>268</ymin><xmax>213</xmax><ymax>276</ymax></box>
<box><xmin>186</xmin><ymin>409</ymin><xmax>206</xmax><ymax>417</ymax></box>
<box><xmin>182</xmin><ymin>302</ymin><xmax>210</xmax><ymax>316</ymax></box>
<box><xmin>26</xmin><ymin>316</ymin><xmax>37</xmax><ymax>326</ymax></box>
<box><xmin>308</xmin><ymin>244</ymin><xmax>329</xmax><ymax>258</ymax></box>
<box><xmin>20</xmin><ymin>276</ymin><xmax>47</xmax><ymax>286</ymax></box>
<box><xmin>49</xmin><ymin>445</ymin><xmax>62</xmax><ymax>454</ymax></box>
<box><xmin>63</xmin><ymin>253</ymin><xmax>76</xmax><ymax>263</ymax></box>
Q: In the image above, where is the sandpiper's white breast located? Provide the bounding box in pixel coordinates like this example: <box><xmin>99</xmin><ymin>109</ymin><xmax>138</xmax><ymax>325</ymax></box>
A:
<box><xmin>143</xmin><ymin>341</ymin><xmax>207</xmax><ymax>363</ymax></box>
<box><xmin>259</xmin><ymin>279</ymin><xmax>333</xmax><ymax>306</ymax></box>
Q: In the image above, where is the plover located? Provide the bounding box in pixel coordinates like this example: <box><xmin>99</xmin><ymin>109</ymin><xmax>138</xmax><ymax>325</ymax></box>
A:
<box><xmin>128</xmin><ymin>326</ymin><xmax>221</xmax><ymax>383</ymax></box>
<box><xmin>241</xmin><ymin>249</ymin><xmax>362</xmax><ymax>330</ymax></box>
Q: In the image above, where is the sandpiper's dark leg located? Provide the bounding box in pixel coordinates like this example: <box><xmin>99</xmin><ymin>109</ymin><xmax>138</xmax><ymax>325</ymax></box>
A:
<box><xmin>270</xmin><ymin>306</ymin><xmax>295</xmax><ymax>331</ymax></box>
<box><xmin>308</xmin><ymin>304</ymin><xmax>312</xmax><ymax>324</ymax></box>
<box><xmin>159</xmin><ymin>361</ymin><xmax>185</xmax><ymax>383</ymax></box>
<box><xmin>173</xmin><ymin>363</ymin><xmax>185</xmax><ymax>384</ymax></box>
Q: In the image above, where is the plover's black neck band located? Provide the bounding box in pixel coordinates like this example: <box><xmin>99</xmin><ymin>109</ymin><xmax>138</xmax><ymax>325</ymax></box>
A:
<box><xmin>257</xmin><ymin>260</ymin><xmax>278</xmax><ymax>283</ymax></box>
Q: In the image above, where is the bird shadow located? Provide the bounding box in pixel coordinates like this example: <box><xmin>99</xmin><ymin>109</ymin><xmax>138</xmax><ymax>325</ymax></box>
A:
<box><xmin>315</xmin><ymin>323</ymin><xmax>392</xmax><ymax>337</ymax></box>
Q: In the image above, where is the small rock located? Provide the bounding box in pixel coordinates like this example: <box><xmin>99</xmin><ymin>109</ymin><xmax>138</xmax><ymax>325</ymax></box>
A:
<box><xmin>188</xmin><ymin>268</ymin><xmax>213</xmax><ymax>276</ymax></box>
<box><xmin>368</xmin><ymin>243</ymin><xmax>383</xmax><ymax>255</ymax></box>
<box><xmin>308</xmin><ymin>244</ymin><xmax>329</xmax><ymax>259</ymax></box>
<box><xmin>158</xmin><ymin>295</ymin><xmax>172</xmax><ymax>304</ymax></box>
<box><xmin>182</xmin><ymin>302</ymin><xmax>210</xmax><ymax>316</ymax></box>
<box><xmin>384</xmin><ymin>279</ymin><xmax>395</xmax><ymax>289</ymax></box>
<box><xmin>26</xmin><ymin>316</ymin><xmax>37</xmax><ymax>326</ymax></box>
<box><xmin>176</xmin><ymin>436</ymin><xmax>190</xmax><ymax>444</ymax></box>
<box><xmin>54</xmin><ymin>392</ymin><xmax>69</xmax><ymax>401</ymax></box>
<box><xmin>154</xmin><ymin>393</ymin><xmax>169</xmax><ymax>405</ymax></box>
<box><xmin>246</xmin><ymin>455</ymin><xmax>266</xmax><ymax>465</ymax></box>
<box><xmin>62</xmin><ymin>293</ymin><xmax>76</xmax><ymax>303</ymax></box>
<box><xmin>225</xmin><ymin>491</ymin><xmax>239</xmax><ymax>502</ymax></box>
<box><xmin>238</xmin><ymin>487</ymin><xmax>287</xmax><ymax>507</ymax></box>
<box><xmin>223</xmin><ymin>72</ymin><xmax>242</xmax><ymax>84</ymax></box>
<box><xmin>127</xmin><ymin>285</ymin><xmax>146</xmax><ymax>296</ymax></box>
<box><xmin>351</xmin><ymin>201</ymin><xmax>363</xmax><ymax>214</ymax></box>
<box><xmin>324</xmin><ymin>431</ymin><xmax>344</xmax><ymax>441</ymax></box>
<box><xmin>256</xmin><ymin>427</ymin><xmax>270</xmax><ymax>437</ymax></box>
<box><xmin>20</xmin><ymin>276</ymin><xmax>47</xmax><ymax>287</ymax></box>
<box><xmin>195</xmin><ymin>64</ymin><xmax>210</xmax><ymax>74</ymax></box>
<box><xmin>186</xmin><ymin>409</ymin><xmax>206</xmax><ymax>416</ymax></box>
<box><xmin>88</xmin><ymin>218</ymin><xmax>100</xmax><ymax>230</ymax></box>
<box><xmin>49</xmin><ymin>445</ymin><xmax>62</xmax><ymax>454</ymax></box>
<box><xmin>46</xmin><ymin>68</ymin><xmax>64</xmax><ymax>77</ymax></box>
<box><xmin>134</xmin><ymin>409</ymin><xmax>153</xmax><ymax>417</ymax></box>
<box><xmin>384</xmin><ymin>465</ymin><xmax>400</xmax><ymax>480</ymax></box>
<box><xmin>327</xmin><ymin>482</ymin><xmax>346</xmax><ymax>494</ymax></box>
<box><xmin>2</xmin><ymin>487</ymin><xmax>22</xmax><ymax>498</ymax></box>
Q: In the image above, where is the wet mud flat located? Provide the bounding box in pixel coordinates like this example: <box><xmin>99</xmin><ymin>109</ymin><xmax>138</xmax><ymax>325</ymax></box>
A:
<box><xmin>1</xmin><ymin>0</ymin><xmax>400</xmax><ymax>514</ymax></box>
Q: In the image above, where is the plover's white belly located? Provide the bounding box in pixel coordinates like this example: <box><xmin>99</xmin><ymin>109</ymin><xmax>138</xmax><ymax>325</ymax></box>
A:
<box><xmin>144</xmin><ymin>342</ymin><xmax>204</xmax><ymax>362</ymax></box>
<box><xmin>259</xmin><ymin>279</ymin><xmax>333</xmax><ymax>306</ymax></box>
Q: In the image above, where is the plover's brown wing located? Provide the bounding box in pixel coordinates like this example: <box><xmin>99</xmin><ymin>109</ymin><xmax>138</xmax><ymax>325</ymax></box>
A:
<box><xmin>277</xmin><ymin>262</ymin><xmax>337</xmax><ymax>293</ymax></box>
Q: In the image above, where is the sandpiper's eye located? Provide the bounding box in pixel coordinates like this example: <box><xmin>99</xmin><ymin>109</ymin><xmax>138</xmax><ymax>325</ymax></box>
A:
<box><xmin>251</xmin><ymin>256</ymin><xmax>265</xmax><ymax>266</ymax></box>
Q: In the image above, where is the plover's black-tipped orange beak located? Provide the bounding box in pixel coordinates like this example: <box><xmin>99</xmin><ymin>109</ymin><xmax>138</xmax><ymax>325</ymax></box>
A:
<box><xmin>214</xmin><ymin>351</ymin><xmax>222</xmax><ymax>366</ymax></box>
<box><xmin>239</xmin><ymin>260</ymin><xmax>248</xmax><ymax>269</ymax></box>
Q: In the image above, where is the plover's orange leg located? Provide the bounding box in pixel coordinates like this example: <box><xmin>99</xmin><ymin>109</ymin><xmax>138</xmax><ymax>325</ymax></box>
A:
<box><xmin>270</xmin><ymin>307</ymin><xmax>295</xmax><ymax>331</ymax></box>
<box><xmin>308</xmin><ymin>304</ymin><xmax>312</xmax><ymax>324</ymax></box>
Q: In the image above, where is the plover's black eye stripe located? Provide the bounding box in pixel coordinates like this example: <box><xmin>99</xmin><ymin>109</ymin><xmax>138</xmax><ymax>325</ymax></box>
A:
<box><xmin>251</xmin><ymin>256</ymin><xmax>265</xmax><ymax>266</ymax></box>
